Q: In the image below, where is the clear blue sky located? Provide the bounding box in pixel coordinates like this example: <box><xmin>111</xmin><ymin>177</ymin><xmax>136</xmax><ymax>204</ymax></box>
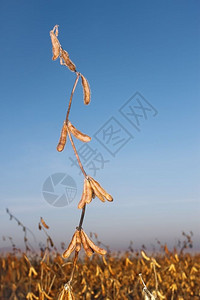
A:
<box><xmin>0</xmin><ymin>0</ymin><xmax>199</xmax><ymax>252</ymax></box>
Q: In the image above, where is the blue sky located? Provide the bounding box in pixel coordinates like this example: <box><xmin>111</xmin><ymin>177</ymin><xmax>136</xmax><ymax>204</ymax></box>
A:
<box><xmin>0</xmin><ymin>0</ymin><xmax>199</xmax><ymax>252</ymax></box>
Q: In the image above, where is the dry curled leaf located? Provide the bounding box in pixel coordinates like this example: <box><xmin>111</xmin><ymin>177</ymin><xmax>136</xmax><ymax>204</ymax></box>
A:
<box><xmin>81</xmin><ymin>74</ymin><xmax>91</xmax><ymax>105</ymax></box>
<box><xmin>50</xmin><ymin>25</ymin><xmax>61</xmax><ymax>61</ymax></box>
<box><xmin>60</xmin><ymin>49</ymin><xmax>76</xmax><ymax>72</ymax></box>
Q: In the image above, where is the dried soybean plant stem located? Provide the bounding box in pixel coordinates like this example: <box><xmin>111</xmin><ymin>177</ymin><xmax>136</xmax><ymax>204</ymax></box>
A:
<box><xmin>64</xmin><ymin>206</ymin><xmax>86</xmax><ymax>285</ymax></box>
<box><xmin>78</xmin><ymin>205</ymin><xmax>86</xmax><ymax>230</ymax></box>
<box><xmin>48</xmin><ymin>274</ymin><xmax>56</xmax><ymax>295</ymax></box>
<box><xmin>139</xmin><ymin>274</ymin><xmax>156</xmax><ymax>300</ymax></box>
<box><xmin>65</xmin><ymin>72</ymin><xmax>80</xmax><ymax>122</ymax></box>
<box><xmin>49</xmin><ymin>26</ymin><xmax>112</xmax><ymax>298</ymax></box>
<box><xmin>68</xmin><ymin>251</ymin><xmax>79</xmax><ymax>284</ymax></box>
<box><xmin>152</xmin><ymin>261</ymin><xmax>158</xmax><ymax>295</ymax></box>
<box><xmin>6</xmin><ymin>208</ymin><xmax>36</xmax><ymax>252</ymax></box>
<box><xmin>67</xmin><ymin>127</ymin><xmax>87</xmax><ymax>177</ymax></box>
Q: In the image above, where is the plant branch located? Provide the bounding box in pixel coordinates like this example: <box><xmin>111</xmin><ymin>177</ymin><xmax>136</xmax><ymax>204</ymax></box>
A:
<box><xmin>68</xmin><ymin>251</ymin><xmax>79</xmax><ymax>284</ymax></box>
<box><xmin>78</xmin><ymin>205</ymin><xmax>86</xmax><ymax>230</ymax></box>
<box><xmin>65</xmin><ymin>72</ymin><xmax>80</xmax><ymax>122</ymax></box>
<box><xmin>67</xmin><ymin>127</ymin><xmax>87</xmax><ymax>177</ymax></box>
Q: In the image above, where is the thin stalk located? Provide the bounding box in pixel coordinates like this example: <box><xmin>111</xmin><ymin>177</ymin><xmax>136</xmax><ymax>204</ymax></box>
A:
<box><xmin>67</xmin><ymin>127</ymin><xmax>87</xmax><ymax>177</ymax></box>
<box><xmin>67</xmin><ymin>206</ymin><xmax>86</xmax><ymax>285</ymax></box>
<box><xmin>152</xmin><ymin>261</ymin><xmax>158</xmax><ymax>295</ymax></box>
<box><xmin>78</xmin><ymin>205</ymin><xmax>86</xmax><ymax>230</ymax></box>
<box><xmin>68</xmin><ymin>251</ymin><xmax>79</xmax><ymax>284</ymax></box>
<box><xmin>48</xmin><ymin>274</ymin><xmax>56</xmax><ymax>295</ymax></box>
<box><xmin>64</xmin><ymin>71</ymin><xmax>88</xmax><ymax>287</ymax></box>
<box><xmin>66</xmin><ymin>72</ymin><xmax>80</xmax><ymax>122</ymax></box>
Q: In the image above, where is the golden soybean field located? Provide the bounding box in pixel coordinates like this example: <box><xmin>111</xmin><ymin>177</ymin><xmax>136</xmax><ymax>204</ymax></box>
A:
<box><xmin>1</xmin><ymin>243</ymin><xmax>200</xmax><ymax>299</ymax></box>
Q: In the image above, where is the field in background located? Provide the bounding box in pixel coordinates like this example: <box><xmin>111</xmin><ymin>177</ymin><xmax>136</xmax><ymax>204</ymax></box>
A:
<box><xmin>1</xmin><ymin>244</ymin><xmax>200</xmax><ymax>299</ymax></box>
<box><xmin>1</xmin><ymin>212</ymin><xmax>199</xmax><ymax>299</ymax></box>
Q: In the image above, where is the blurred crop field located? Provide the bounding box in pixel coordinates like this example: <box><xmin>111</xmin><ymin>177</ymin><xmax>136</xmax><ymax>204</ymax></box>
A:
<box><xmin>1</xmin><ymin>241</ymin><xmax>200</xmax><ymax>299</ymax></box>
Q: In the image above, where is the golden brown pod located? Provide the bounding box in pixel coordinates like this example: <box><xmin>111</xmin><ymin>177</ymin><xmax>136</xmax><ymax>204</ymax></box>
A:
<box><xmin>23</xmin><ymin>253</ymin><xmax>31</xmax><ymax>265</ymax></box>
<box><xmin>50</xmin><ymin>25</ymin><xmax>61</xmax><ymax>61</ymax></box>
<box><xmin>141</xmin><ymin>250</ymin><xmax>150</xmax><ymax>261</ymax></box>
<box><xmin>67</xmin><ymin>121</ymin><xmax>91</xmax><ymax>142</ymax></box>
<box><xmin>75</xmin><ymin>230</ymin><xmax>81</xmax><ymax>252</ymax></box>
<box><xmin>82</xmin><ymin>230</ymin><xmax>107</xmax><ymax>256</ymax></box>
<box><xmin>81</xmin><ymin>74</ymin><xmax>91</xmax><ymax>105</ymax></box>
<box><xmin>58</xmin><ymin>286</ymin><xmax>75</xmax><ymax>300</ymax></box>
<box><xmin>58</xmin><ymin>288</ymin><xmax>65</xmax><ymax>300</ymax></box>
<box><xmin>80</xmin><ymin>230</ymin><xmax>94</xmax><ymax>257</ymax></box>
<box><xmin>89</xmin><ymin>179</ymin><xmax>105</xmax><ymax>202</ymax></box>
<box><xmin>101</xmin><ymin>283</ymin><xmax>106</xmax><ymax>297</ymax></box>
<box><xmin>94</xmin><ymin>290</ymin><xmax>101</xmax><ymax>299</ymax></box>
<box><xmin>62</xmin><ymin>231</ymin><xmax>77</xmax><ymax>258</ymax></box>
<box><xmin>89</xmin><ymin>177</ymin><xmax>113</xmax><ymax>202</ymax></box>
<box><xmin>78</xmin><ymin>178</ymin><xmax>93</xmax><ymax>208</ymax></box>
<box><xmin>26</xmin><ymin>292</ymin><xmax>39</xmax><ymax>300</ymax></box>
<box><xmin>57</xmin><ymin>121</ymin><xmax>68</xmax><ymax>152</ymax></box>
<box><xmin>85</xmin><ymin>178</ymin><xmax>93</xmax><ymax>204</ymax></box>
<box><xmin>157</xmin><ymin>291</ymin><xmax>165</xmax><ymax>299</ymax></box>
<box><xmin>60</xmin><ymin>49</ymin><xmax>76</xmax><ymax>72</ymax></box>
<box><xmin>40</xmin><ymin>217</ymin><xmax>49</xmax><ymax>229</ymax></box>
<box><xmin>28</xmin><ymin>266</ymin><xmax>38</xmax><ymax>277</ymax></box>
<box><xmin>78</xmin><ymin>178</ymin><xmax>87</xmax><ymax>209</ymax></box>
